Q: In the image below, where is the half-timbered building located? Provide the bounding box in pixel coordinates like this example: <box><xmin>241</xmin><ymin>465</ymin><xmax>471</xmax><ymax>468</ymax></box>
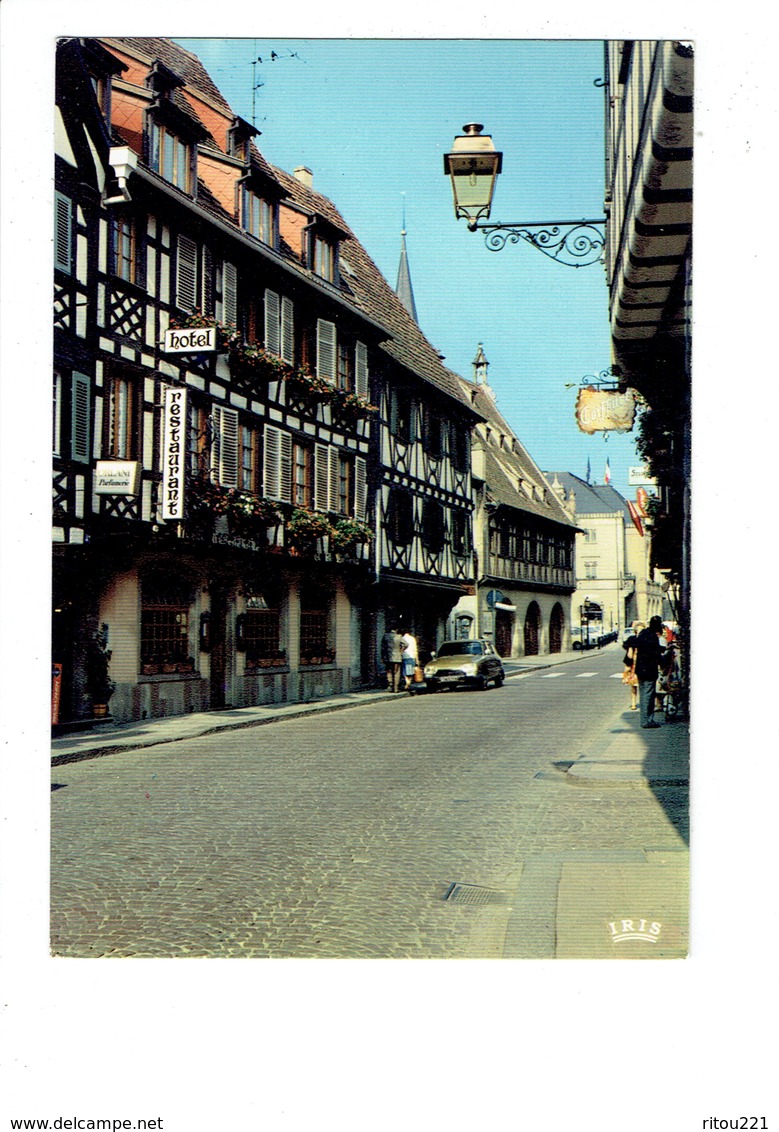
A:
<box><xmin>448</xmin><ymin>349</ymin><xmax>579</xmax><ymax>657</ymax></box>
<box><xmin>53</xmin><ymin>36</ymin><xmax>479</xmax><ymax>725</ymax></box>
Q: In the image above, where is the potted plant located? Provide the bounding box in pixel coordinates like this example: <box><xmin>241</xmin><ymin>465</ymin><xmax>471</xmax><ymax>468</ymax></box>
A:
<box><xmin>85</xmin><ymin>627</ymin><xmax>116</xmax><ymax>717</ymax></box>
<box><xmin>330</xmin><ymin>388</ymin><xmax>378</xmax><ymax>426</ymax></box>
<box><xmin>228</xmin><ymin>340</ymin><xmax>292</xmax><ymax>384</ymax></box>
<box><xmin>284</xmin><ymin>368</ymin><xmax>337</xmax><ymax>410</ymax></box>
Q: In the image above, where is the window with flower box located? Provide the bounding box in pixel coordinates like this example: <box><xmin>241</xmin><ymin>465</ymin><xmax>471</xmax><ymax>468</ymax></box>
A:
<box><xmin>240</xmin><ymin>422</ymin><xmax>260</xmax><ymax>493</ymax></box>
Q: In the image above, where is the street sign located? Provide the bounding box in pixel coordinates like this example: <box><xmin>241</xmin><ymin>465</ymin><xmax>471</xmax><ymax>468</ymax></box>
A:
<box><xmin>486</xmin><ymin>589</ymin><xmax>505</xmax><ymax>609</ymax></box>
<box><xmin>163</xmin><ymin>325</ymin><xmax>217</xmax><ymax>353</ymax></box>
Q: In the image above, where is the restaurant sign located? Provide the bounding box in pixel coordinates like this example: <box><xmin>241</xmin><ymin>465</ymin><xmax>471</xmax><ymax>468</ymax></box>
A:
<box><xmin>163</xmin><ymin>325</ymin><xmax>217</xmax><ymax>353</ymax></box>
<box><xmin>94</xmin><ymin>460</ymin><xmax>140</xmax><ymax>495</ymax></box>
<box><xmin>575</xmin><ymin>386</ymin><xmax>636</xmax><ymax>434</ymax></box>
<box><xmin>161</xmin><ymin>385</ymin><xmax>187</xmax><ymax>521</ymax></box>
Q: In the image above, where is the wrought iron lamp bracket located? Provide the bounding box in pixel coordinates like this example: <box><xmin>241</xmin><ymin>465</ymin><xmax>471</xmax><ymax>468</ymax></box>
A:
<box><xmin>469</xmin><ymin>218</ymin><xmax>606</xmax><ymax>268</ymax></box>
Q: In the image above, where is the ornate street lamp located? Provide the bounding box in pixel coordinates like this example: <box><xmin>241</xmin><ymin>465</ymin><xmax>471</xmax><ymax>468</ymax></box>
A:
<box><xmin>444</xmin><ymin>123</ymin><xmax>605</xmax><ymax>268</ymax></box>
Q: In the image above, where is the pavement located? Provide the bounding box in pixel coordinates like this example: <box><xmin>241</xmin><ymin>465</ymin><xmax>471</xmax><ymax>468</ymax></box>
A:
<box><xmin>52</xmin><ymin>644</ymin><xmax>688</xmax><ymax>789</ymax></box>
<box><xmin>52</xmin><ymin>646</ymin><xmax>690</xmax><ymax>959</ymax></box>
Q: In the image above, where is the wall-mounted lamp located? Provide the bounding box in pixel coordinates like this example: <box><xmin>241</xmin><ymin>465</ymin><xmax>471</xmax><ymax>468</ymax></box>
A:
<box><xmin>444</xmin><ymin>123</ymin><xmax>605</xmax><ymax>267</ymax></box>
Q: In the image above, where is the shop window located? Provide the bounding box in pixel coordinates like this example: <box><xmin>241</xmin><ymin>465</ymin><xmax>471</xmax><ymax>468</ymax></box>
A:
<box><xmin>140</xmin><ymin>579</ymin><xmax>194</xmax><ymax>672</ymax></box>
<box><xmin>299</xmin><ymin>582</ymin><xmax>334</xmax><ymax>665</ymax></box>
<box><xmin>239</xmin><ymin>589</ymin><xmax>284</xmax><ymax>666</ymax></box>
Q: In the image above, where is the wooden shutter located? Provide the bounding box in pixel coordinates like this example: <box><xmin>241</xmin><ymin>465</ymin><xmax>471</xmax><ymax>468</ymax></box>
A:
<box><xmin>70</xmin><ymin>372</ymin><xmax>91</xmax><ymax>464</ymax></box>
<box><xmin>264</xmin><ymin>289</ymin><xmax>280</xmax><ymax>355</ymax></box>
<box><xmin>54</xmin><ymin>192</ymin><xmax>72</xmax><ymax>274</ymax></box>
<box><xmin>201</xmin><ymin>246</ymin><xmax>214</xmax><ymax>316</ymax></box>
<box><xmin>355</xmin><ymin>341</ymin><xmax>369</xmax><ymax>398</ymax></box>
<box><xmin>281</xmin><ymin>296</ymin><xmax>294</xmax><ymax>364</ymax></box>
<box><xmin>314</xmin><ymin>444</ymin><xmax>330</xmax><ymax>512</ymax></box>
<box><xmin>263</xmin><ymin>424</ymin><xmax>292</xmax><ymax>502</ymax></box>
<box><xmin>212</xmin><ymin>405</ymin><xmax>239</xmax><ymax>487</ymax></box>
<box><xmin>316</xmin><ymin>319</ymin><xmax>336</xmax><ymax>381</ymax></box>
<box><xmin>328</xmin><ymin>448</ymin><xmax>340</xmax><ymax>513</ymax></box>
<box><xmin>223</xmin><ymin>262</ymin><xmax>238</xmax><ymax>327</ymax></box>
<box><xmin>354</xmin><ymin>456</ymin><xmax>367</xmax><ymax>521</ymax></box>
<box><xmin>176</xmin><ymin>235</ymin><xmax>198</xmax><ymax>311</ymax></box>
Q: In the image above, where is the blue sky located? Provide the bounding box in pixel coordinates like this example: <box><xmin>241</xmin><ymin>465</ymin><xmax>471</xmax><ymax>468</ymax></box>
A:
<box><xmin>177</xmin><ymin>37</ymin><xmax>640</xmax><ymax>498</ymax></box>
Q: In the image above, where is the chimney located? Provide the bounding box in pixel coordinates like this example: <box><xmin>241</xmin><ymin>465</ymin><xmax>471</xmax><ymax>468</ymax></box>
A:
<box><xmin>293</xmin><ymin>166</ymin><xmax>313</xmax><ymax>188</ymax></box>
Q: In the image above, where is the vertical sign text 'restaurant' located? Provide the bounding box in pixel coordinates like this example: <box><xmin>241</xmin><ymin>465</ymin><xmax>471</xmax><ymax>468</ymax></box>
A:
<box><xmin>161</xmin><ymin>385</ymin><xmax>187</xmax><ymax>521</ymax></box>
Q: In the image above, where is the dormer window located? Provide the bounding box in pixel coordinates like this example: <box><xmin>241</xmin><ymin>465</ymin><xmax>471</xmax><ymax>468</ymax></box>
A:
<box><xmin>305</xmin><ymin>215</ymin><xmax>347</xmax><ymax>284</ymax></box>
<box><xmin>314</xmin><ymin>235</ymin><xmax>335</xmax><ymax>282</ymax></box>
<box><xmin>228</xmin><ymin>116</ymin><xmax>260</xmax><ymax>163</ymax></box>
<box><xmin>242</xmin><ymin>186</ymin><xmax>275</xmax><ymax>246</ymax></box>
<box><xmin>150</xmin><ymin>121</ymin><xmax>191</xmax><ymax>191</ymax></box>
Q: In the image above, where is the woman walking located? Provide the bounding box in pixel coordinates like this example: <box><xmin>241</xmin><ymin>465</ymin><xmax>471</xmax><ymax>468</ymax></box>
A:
<box><xmin>622</xmin><ymin>620</ymin><xmax>644</xmax><ymax>711</ymax></box>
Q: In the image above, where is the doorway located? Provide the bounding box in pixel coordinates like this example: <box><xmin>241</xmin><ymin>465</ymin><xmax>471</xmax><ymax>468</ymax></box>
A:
<box><xmin>524</xmin><ymin>602</ymin><xmax>541</xmax><ymax>656</ymax></box>
<box><xmin>549</xmin><ymin>603</ymin><xmax>564</xmax><ymax>653</ymax></box>
<box><xmin>495</xmin><ymin>609</ymin><xmax>513</xmax><ymax>657</ymax></box>
<box><xmin>209</xmin><ymin>585</ymin><xmax>228</xmax><ymax>709</ymax></box>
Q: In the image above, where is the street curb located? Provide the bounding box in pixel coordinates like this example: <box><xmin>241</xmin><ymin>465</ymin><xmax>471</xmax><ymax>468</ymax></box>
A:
<box><xmin>564</xmin><ymin>708</ymin><xmax>689</xmax><ymax>789</ymax></box>
<box><xmin>51</xmin><ymin>691</ymin><xmax>404</xmax><ymax>767</ymax></box>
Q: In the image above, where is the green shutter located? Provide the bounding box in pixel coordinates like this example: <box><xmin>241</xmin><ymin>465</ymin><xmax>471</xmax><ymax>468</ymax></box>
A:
<box><xmin>70</xmin><ymin>372</ymin><xmax>91</xmax><ymax>463</ymax></box>
<box><xmin>54</xmin><ymin>192</ymin><xmax>72</xmax><ymax>274</ymax></box>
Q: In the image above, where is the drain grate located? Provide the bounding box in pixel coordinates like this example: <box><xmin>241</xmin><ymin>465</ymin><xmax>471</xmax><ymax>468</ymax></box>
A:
<box><xmin>444</xmin><ymin>882</ymin><xmax>507</xmax><ymax>907</ymax></box>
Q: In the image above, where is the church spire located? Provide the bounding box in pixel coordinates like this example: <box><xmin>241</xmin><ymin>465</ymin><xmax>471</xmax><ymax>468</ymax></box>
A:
<box><xmin>395</xmin><ymin>197</ymin><xmax>419</xmax><ymax>324</ymax></box>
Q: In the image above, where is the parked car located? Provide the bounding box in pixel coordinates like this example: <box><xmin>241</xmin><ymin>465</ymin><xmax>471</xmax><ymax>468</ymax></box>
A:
<box><xmin>423</xmin><ymin>639</ymin><xmax>505</xmax><ymax>692</ymax></box>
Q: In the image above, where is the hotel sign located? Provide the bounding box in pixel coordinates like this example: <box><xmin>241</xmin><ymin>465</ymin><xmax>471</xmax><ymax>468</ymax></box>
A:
<box><xmin>163</xmin><ymin>325</ymin><xmax>217</xmax><ymax>353</ymax></box>
<box><xmin>161</xmin><ymin>385</ymin><xmax>187</xmax><ymax>521</ymax></box>
<box><xmin>94</xmin><ymin>460</ymin><xmax>140</xmax><ymax>495</ymax></box>
<box><xmin>575</xmin><ymin>386</ymin><xmax>636</xmax><ymax>434</ymax></box>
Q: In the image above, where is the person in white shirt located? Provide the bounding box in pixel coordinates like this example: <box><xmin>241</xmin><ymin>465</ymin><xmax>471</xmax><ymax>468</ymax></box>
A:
<box><xmin>399</xmin><ymin>629</ymin><xmax>418</xmax><ymax>691</ymax></box>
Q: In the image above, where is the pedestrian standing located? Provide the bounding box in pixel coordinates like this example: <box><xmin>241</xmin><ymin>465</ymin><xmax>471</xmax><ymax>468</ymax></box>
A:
<box><xmin>635</xmin><ymin>615</ymin><xmax>666</xmax><ymax>728</ymax></box>
<box><xmin>622</xmin><ymin>620</ymin><xmax>645</xmax><ymax>711</ymax></box>
<box><xmin>381</xmin><ymin>625</ymin><xmax>404</xmax><ymax>692</ymax></box>
<box><xmin>399</xmin><ymin>628</ymin><xmax>418</xmax><ymax>691</ymax></box>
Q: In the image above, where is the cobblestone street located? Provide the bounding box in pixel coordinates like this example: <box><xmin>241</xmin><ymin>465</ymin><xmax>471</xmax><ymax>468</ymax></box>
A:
<box><xmin>51</xmin><ymin>650</ymin><xmax>688</xmax><ymax>958</ymax></box>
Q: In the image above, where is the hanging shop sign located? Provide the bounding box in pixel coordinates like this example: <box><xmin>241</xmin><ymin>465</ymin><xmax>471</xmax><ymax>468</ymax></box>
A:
<box><xmin>163</xmin><ymin>325</ymin><xmax>217</xmax><ymax>353</ymax></box>
<box><xmin>94</xmin><ymin>460</ymin><xmax>140</xmax><ymax>495</ymax></box>
<box><xmin>161</xmin><ymin>384</ymin><xmax>188</xmax><ymax>521</ymax></box>
<box><xmin>628</xmin><ymin>465</ymin><xmax>658</xmax><ymax>487</ymax></box>
<box><xmin>575</xmin><ymin>386</ymin><xmax>636</xmax><ymax>434</ymax></box>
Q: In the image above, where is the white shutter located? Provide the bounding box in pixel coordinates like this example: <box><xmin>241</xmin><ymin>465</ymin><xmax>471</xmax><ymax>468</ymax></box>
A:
<box><xmin>176</xmin><ymin>235</ymin><xmax>198</xmax><ymax>311</ymax></box>
<box><xmin>281</xmin><ymin>296</ymin><xmax>294</xmax><ymax>364</ymax></box>
<box><xmin>213</xmin><ymin>405</ymin><xmax>239</xmax><ymax>487</ymax></box>
<box><xmin>71</xmin><ymin>372</ymin><xmax>91</xmax><ymax>464</ymax></box>
<box><xmin>223</xmin><ymin>262</ymin><xmax>238</xmax><ymax>328</ymax></box>
<box><xmin>355</xmin><ymin>341</ymin><xmax>369</xmax><ymax>398</ymax></box>
<box><xmin>314</xmin><ymin>444</ymin><xmax>330</xmax><ymax>512</ymax></box>
<box><xmin>354</xmin><ymin>457</ymin><xmax>367</xmax><ymax>521</ymax></box>
<box><xmin>54</xmin><ymin>192</ymin><xmax>72</xmax><ymax>274</ymax></box>
<box><xmin>264</xmin><ymin>289</ymin><xmax>280</xmax><ymax>355</ymax></box>
<box><xmin>201</xmin><ymin>246</ymin><xmax>214</xmax><ymax>315</ymax></box>
<box><xmin>279</xmin><ymin>431</ymin><xmax>292</xmax><ymax>503</ymax></box>
<box><xmin>263</xmin><ymin>424</ymin><xmax>281</xmax><ymax>499</ymax></box>
<box><xmin>328</xmin><ymin>448</ymin><xmax>340</xmax><ymax>513</ymax></box>
<box><xmin>316</xmin><ymin>319</ymin><xmax>336</xmax><ymax>381</ymax></box>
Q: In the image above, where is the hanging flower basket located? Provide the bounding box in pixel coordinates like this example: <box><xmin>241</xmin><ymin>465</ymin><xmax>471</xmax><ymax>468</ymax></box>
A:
<box><xmin>284</xmin><ymin>368</ymin><xmax>337</xmax><ymax>407</ymax></box>
<box><xmin>331</xmin><ymin>518</ymin><xmax>374</xmax><ymax>554</ymax></box>
<box><xmin>330</xmin><ymin>389</ymin><xmax>378</xmax><ymax>425</ymax></box>
<box><xmin>189</xmin><ymin>480</ymin><xmax>282</xmax><ymax>535</ymax></box>
<box><xmin>228</xmin><ymin>342</ymin><xmax>292</xmax><ymax>384</ymax></box>
<box><xmin>285</xmin><ymin>507</ymin><xmax>335</xmax><ymax>552</ymax></box>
